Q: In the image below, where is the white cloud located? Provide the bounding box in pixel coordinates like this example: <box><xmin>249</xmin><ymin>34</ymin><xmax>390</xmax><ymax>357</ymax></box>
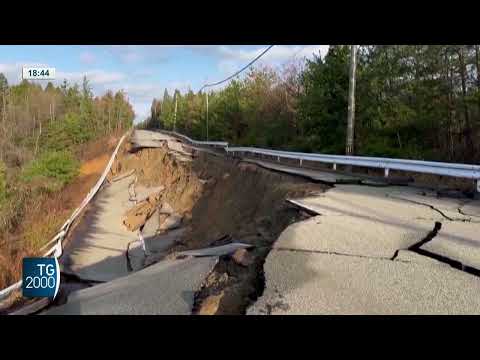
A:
<box><xmin>80</xmin><ymin>51</ymin><xmax>96</xmax><ymax>65</ymax></box>
<box><xmin>213</xmin><ymin>45</ymin><xmax>328</xmax><ymax>76</ymax></box>
<box><xmin>104</xmin><ymin>45</ymin><xmax>329</xmax><ymax>67</ymax></box>
<box><xmin>56</xmin><ymin>69</ymin><xmax>126</xmax><ymax>85</ymax></box>
<box><xmin>108</xmin><ymin>45</ymin><xmax>171</xmax><ymax>64</ymax></box>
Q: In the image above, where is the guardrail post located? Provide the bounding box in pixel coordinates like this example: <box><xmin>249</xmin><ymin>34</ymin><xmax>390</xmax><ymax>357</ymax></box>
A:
<box><xmin>277</xmin><ymin>156</ymin><xmax>280</xmax><ymax>162</ymax></box>
<box><xmin>384</xmin><ymin>168</ymin><xmax>390</xmax><ymax>178</ymax></box>
<box><xmin>333</xmin><ymin>163</ymin><xmax>337</xmax><ymax>171</ymax></box>
<box><xmin>300</xmin><ymin>158</ymin><xmax>303</xmax><ymax>167</ymax></box>
<box><xmin>476</xmin><ymin>179</ymin><xmax>480</xmax><ymax>193</ymax></box>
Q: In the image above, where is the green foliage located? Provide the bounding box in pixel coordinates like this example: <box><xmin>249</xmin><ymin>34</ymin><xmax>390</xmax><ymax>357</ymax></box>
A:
<box><xmin>43</xmin><ymin>112</ymin><xmax>93</xmax><ymax>151</ymax></box>
<box><xmin>0</xmin><ymin>73</ymin><xmax>8</xmax><ymax>91</ymax></box>
<box><xmin>21</xmin><ymin>150</ymin><xmax>79</xmax><ymax>190</ymax></box>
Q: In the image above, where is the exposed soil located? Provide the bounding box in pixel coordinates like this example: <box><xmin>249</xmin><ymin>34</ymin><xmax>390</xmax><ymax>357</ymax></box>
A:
<box><xmin>112</xmin><ymin>142</ymin><xmax>327</xmax><ymax>314</ymax></box>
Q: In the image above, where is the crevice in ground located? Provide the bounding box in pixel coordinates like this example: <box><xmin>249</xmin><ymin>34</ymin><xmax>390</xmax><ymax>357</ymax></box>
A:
<box><xmin>407</xmin><ymin>221</ymin><xmax>442</xmax><ymax>251</ymax></box>
<box><xmin>402</xmin><ymin>221</ymin><xmax>480</xmax><ymax>277</ymax></box>
<box><xmin>274</xmin><ymin>246</ymin><xmax>393</xmax><ymax>261</ymax></box>
<box><xmin>412</xmin><ymin>248</ymin><xmax>480</xmax><ymax>277</ymax></box>
<box><xmin>387</xmin><ymin>194</ymin><xmax>469</xmax><ymax>222</ymax></box>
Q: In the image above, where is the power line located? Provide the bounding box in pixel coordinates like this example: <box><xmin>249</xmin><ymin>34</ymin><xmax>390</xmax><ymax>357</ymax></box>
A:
<box><xmin>199</xmin><ymin>45</ymin><xmax>275</xmax><ymax>92</ymax></box>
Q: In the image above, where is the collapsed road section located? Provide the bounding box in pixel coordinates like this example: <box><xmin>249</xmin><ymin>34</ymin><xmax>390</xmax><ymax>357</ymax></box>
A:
<box><xmin>22</xmin><ymin>129</ymin><xmax>480</xmax><ymax>315</ymax></box>
<box><xmin>39</xmin><ymin>130</ymin><xmax>324</xmax><ymax>315</ymax></box>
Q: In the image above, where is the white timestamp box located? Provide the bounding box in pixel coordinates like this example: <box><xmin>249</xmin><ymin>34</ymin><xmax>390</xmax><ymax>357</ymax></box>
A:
<box><xmin>22</xmin><ymin>67</ymin><xmax>56</xmax><ymax>80</ymax></box>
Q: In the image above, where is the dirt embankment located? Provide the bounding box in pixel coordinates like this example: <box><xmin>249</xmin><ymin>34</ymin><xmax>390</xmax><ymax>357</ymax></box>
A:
<box><xmin>112</xmin><ymin>143</ymin><xmax>327</xmax><ymax>314</ymax></box>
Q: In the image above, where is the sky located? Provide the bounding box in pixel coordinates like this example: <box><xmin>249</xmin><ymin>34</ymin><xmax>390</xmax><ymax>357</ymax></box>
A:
<box><xmin>0</xmin><ymin>45</ymin><xmax>329</xmax><ymax>123</ymax></box>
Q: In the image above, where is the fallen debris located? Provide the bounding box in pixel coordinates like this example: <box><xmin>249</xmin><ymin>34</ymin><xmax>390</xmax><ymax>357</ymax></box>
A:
<box><xmin>135</xmin><ymin>185</ymin><xmax>165</xmax><ymax>203</ymax></box>
<box><xmin>122</xmin><ymin>191</ymin><xmax>163</xmax><ymax>231</ymax></box>
<box><xmin>178</xmin><ymin>243</ymin><xmax>253</xmax><ymax>257</ymax></box>
<box><xmin>142</xmin><ymin>209</ymin><xmax>160</xmax><ymax>238</ymax></box>
<box><xmin>197</xmin><ymin>291</ymin><xmax>224</xmax><ymax>315</ymax></box>
<box><xmin>231</xmin><ymin>248</ymin><xmax>254</xmax><ymax>267</ymax></box>
<box><xmin>159</xmin><ymin>213</ymin><xmax>183</xmax><ymax>232</ymax></box>
<box><xmin>159</xmin><ymin>201</ymin><xmax>174</xmax><ymax>215</ymax></box>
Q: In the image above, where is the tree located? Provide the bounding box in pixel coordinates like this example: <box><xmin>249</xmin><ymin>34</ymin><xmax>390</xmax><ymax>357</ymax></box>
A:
<box><xmin>0</xmin><ymin>73</ymin><xmax>8</xmax><ymax>92</ymax></box>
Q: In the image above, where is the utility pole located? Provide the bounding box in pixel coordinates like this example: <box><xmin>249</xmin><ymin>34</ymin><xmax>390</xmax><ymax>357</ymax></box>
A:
<box><xmin>206</xmin><ymin>90</ymin><xmax>209</xmax><ymax>141</ymax></box>
<box><xmin>346</xmin><ymin>45</ymin><xmax>357</xmax><ymax>156</ymax></box>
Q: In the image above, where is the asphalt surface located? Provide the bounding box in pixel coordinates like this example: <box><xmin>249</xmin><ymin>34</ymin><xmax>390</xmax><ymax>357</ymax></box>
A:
<box><xmin>421</xmin><ymin>221</ymin><xmax>480</xmax><ymax>269</ymax></box>
<box><xmin>248</xmin><ymin>166</ymin><xmax>480</xmax><ymax>314</ymax></box>
<box><xmin>61</xmin><ymin>175</ymin><xmax>138</xmax><ymax>282</ymax></box>
<box><xmin>248</xmin><ymin>250</ymin><xmax>480</xmax><ymax>315</ymax></box>
<box><xmin>273</xmin><ymin>215</ymin><xmax>433</xmax><ymax>259</ymax></box>
<box><xmin>44</xmin><ymin>256</ymin><xmax>218</xmax><ymax>315</ymax></box>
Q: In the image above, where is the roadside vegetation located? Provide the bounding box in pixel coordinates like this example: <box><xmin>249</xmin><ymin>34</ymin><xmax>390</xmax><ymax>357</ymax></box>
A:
<box><xmin>0</xmin><ymin>74</ymin><xmax>134</xmax><ymax>289</ymax></box>
<box><xmin>142</xmin><ymin>45</ymin><xmax>480</xmax><ymax>164</ymax></box>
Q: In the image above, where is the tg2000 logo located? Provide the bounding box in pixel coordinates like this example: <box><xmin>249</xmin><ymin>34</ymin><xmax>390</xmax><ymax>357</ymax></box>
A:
<box><xmin>22</xmin><ymin>258</ymin><xmax>60</xmax><ymax>299</ymax></box>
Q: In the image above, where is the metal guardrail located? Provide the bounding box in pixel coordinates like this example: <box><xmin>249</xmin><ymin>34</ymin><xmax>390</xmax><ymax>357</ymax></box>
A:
<box><xmin>161</xmin><ymin>130</ymin><xmax>228</xmax><ymax>148</ymax></box>
<box><xmin>159</xmin><ymin>130</ymin><xmax>480</xmax><ymax>191</ymax></box>
<box><xmin>225</xmin><ymin>146</ymin><xmax>480</xmax><ymax>190</ymax></box>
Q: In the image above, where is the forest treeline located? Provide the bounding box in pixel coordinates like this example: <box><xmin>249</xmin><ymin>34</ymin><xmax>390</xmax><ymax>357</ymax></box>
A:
<box><xmin>0</xmin><ymin>75</ymin><xmax>134</xmax><ymax>237</ymax></box>
<box><xmin>141</xmin><ymin>45</ymin><xmax>480</xmax><ymax>164</ymax></box>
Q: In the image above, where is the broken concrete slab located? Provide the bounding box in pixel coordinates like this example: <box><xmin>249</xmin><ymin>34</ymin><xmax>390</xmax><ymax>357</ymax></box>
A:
<box><xmin>166</xmin><ymin>140</ymin><xmax>193</xmax><ymax>156</ymax></box>
<box><xmin>420</xmin><ymin>222</ymin><xmax>480</xmax><ymax>270</ymax></box>
<box><xmin>242</xmin><ymin>159</ymin><xmax>361</xmax><ymax>184</ymax></box>
<box><xmin>44</xmin><ymin>257</ymin><xmax>218</xmax><ymax>315</ymax></box>
<box><xmin>145</xmin><ymin>228</ymin><xmax>186</xmax><ymax>253</ymax></box>
<box><xmin>178</xmin><ymin>243</ymin><xmax>252</xmax><ymax>257</ymax></box>
<box><xmin>122</xmin><ymin>189</ymin><xmax>163</xmax><ymax>232</ymax></box>
<box><xmin>127</xmin><ymin>240</ymin><xmax>146</xmax><ymax>271</ymax></box>
<box><xmin>248</xmin><ymin>250</ymin><xmax>480</xmax><ymax>315</ymax></box>
<box><xmin>60</xmin><ymin>175</ymin><xmax>139</xmax><ymax>282</ymax></box>
<box><xmin>159</xmin><ymin>201</ymin><xmax>174</xmax><ymax>215</ymax></box>
<box><xmin>170</xmin><ymin>154</ymin><xmax>193</xmax><ymax>162</ymax></box>
<box><xmin>135</xmin><ymin>185</ymin><xmax>165</xmax><ymax>203</ymax></box>
<box><xmin>122</xmin><ymin>201</ymin><xmax>156</xmax><ymax>231</ymax></box>
<box><xmin>273</xmin><ymin>215</ymin><xmax>434</xmax><ymax>259</ymax></box>
<box><xmin>159</xmin><ymin>213</ymin><xmax>183</xmax><ymax>231</ymax></box>
<box><xmin>130</xmin><ymin>130</ymin><xmax>172</xmax><ymax>149</ymax></box>
<box><xmin>287</xmin><ymin>184</ymin><xmax>453</xmax><ymax>221</ymax></box>
<box><xmin>142</xmin><ymin>209</ymin><xmax>160</xmax><ymax>238</ymax></box>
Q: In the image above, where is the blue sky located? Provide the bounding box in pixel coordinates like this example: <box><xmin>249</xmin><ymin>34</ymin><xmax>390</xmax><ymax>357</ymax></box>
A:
<box><xmin>0</xmin><ymin>45</ymin><xmax>329</xmax><ymax>123</ymax></box>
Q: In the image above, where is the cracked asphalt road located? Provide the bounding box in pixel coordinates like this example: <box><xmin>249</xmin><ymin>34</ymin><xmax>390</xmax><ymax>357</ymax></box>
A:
<box><xmin>248</xmin><ymin>181</ymin><xmax>480</xmax><ymax>315</ymax></box>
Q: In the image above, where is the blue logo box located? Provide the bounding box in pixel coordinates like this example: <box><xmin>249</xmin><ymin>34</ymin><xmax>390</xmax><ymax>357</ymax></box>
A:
<box><xmin>22</xmin><ymin>258</ymin><xmax>60</xmax><ymax>299</ymax></box>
